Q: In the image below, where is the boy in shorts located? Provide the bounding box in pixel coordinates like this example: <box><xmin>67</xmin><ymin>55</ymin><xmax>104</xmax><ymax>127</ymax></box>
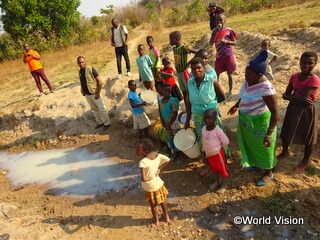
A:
<box><xmin>128</xmin><ymin>80</ymin><xmax>151</xmax><ymax>139</ymax></box>
<box><xmin>169</xmin><ymin>31</ymin><xmax>197</xmax><ymax>102</ymax></box>
<box><xmin>210</xmin><ymin>14</ymin><xmax>237</xmax><ymax>95</ymax></box>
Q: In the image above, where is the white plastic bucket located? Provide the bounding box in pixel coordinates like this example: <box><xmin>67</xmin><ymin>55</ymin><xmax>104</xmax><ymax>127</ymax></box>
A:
<box><xmin>140</xmin><ymin>90</ymin><xmax>158</xmax><ymax>118</ymax></box>
<box><xmin>173</xmin><ymin>129</ymin><xmax>201</xmax><ymax>159</ymax></box>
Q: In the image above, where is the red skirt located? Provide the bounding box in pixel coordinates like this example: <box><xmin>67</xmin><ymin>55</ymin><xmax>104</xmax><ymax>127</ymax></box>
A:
<box><xmin>207</xmin><ymin>148</ymin><xmax>229</xmax><ymax>177</ymax></box>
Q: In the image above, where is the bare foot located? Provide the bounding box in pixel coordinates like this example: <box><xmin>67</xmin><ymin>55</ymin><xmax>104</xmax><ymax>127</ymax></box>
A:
<box><xmin>200</xmin><ymin>167</ymin><xmax>210</xmax><ymax>177</ymax></box>
<box><xmin>153</xmin><ymin>218</ymin><xmax>160</xmax><ymax>226</ymax></box>
<box><xmin>294</xmin><ymin>162</ymin><xmax>311</xmax><ymax>172</ymax></box>
<box><xmin>277</xmin><ymin>151</ymin><xmax>292</xmax><ymax>159</ymax></box>
<box><xmin>163</xmin><ymin>214</ymin><xmax>171</xmax><ymax>223</ymax></box>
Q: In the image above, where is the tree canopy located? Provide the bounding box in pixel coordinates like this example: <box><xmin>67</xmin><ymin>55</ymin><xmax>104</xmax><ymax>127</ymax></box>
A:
<box><xmin>0</xmin><ymin>0</ymin><xmax>81</xmax><ymax>41</ymax></box>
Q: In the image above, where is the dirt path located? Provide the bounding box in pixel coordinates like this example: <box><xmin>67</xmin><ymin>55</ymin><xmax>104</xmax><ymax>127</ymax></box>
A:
<box><xmin>0</xmin><ymin>26</ymin><xmax>320</xmax><ymax>240</ymax></box>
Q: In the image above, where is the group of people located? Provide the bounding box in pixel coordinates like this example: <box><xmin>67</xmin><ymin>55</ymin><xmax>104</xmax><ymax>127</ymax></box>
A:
<box><xmin>22</xmin><ymin>9</ymin><xmax>319</xmax><ymax>227</ymax></box>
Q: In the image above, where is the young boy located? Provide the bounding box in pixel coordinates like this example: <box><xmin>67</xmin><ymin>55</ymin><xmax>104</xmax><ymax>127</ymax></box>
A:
<box><xmin>209</xmin><ymin>14</ymin><xmax>237</xmax><ymax>95</ymax></box>
<box><xmin>202</xmin><ymin>108</ymin><xmax>229</xmax><ymax>194</ymax></box>
<box><xmin>169</xmin><ymin>31</ymin><xmax>197</xmax><ymax>102</ymax></box>
<box><xmin>128</xmin><ymin>80</ymin><xmax>151</xmax><ymax>139</ymax></box>
<box><xmin>136</xmin><ymin>44</ymin><xmax>155</xmax><ymax>91</ymax></box>
<box><xmin>146</xmin><ymin>36</ymin><xmax>162</xmax><ymax>82</ymax></box>
<box><xmin>261</xmin><ymin>39</ymin><xmax>278</xmax><ymax>81</ymax></box>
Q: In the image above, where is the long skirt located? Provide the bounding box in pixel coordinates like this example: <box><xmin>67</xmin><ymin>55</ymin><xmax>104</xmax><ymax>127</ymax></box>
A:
<box><xmin>238</xmin><ymin>111</ymin><xmax>277</xmax><ymax>169</ymax></box>
<box><xmin>280</xmin><ymin>102</ymin><xmax>318</xmax><ymax>145</ymax></box>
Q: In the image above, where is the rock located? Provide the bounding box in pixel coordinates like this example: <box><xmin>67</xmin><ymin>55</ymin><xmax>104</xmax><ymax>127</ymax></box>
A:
<box><xmin>209</xmin><ymin>204</ymin><xmax>221</xmax><ymax>213</ymax></box>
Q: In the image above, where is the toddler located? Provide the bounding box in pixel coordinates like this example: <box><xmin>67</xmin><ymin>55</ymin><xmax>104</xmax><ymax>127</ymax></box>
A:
<box><xmin>261</xmin><ymin>39</ymin><xmax>278</xmax><ymax>81</ymax></box>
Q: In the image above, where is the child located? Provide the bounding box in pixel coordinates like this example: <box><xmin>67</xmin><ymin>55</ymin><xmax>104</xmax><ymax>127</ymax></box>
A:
<box><xmin>202</xmin><ymin>108</ymin><xmax>229</xmax><ymax>193</ymax></box>
<box><xmin>261</xmin><ymin>39</ymin><xmax>278</xmax><ymax>81</ymax></box>
<box><xmin>160</xmin><ymin>57</ymin><xmax>183</xmax><ymax>101</ymax></box>
<box><xmin>278</xmin><ymin>51</ymin><xmax>320</xmax><ymax>171</ymax></box>
<box><xmin>209</xmin><ymin>14</ymin><xmax>237</xmax><ymax>95</ymax></box>
<box><xmin>155</xmin><ymin>80</ymin><xmax>164</xmax><ymax>100</ymax></box>
<box><xmin>136</xmin><ymin>138</ymin><xmax>171</xmax><ymax>226</ymax></box>
<box><xmin>159</xmin><ymin>83</ymin><xmax>181</xmax><ymax>161</ymax></box>
<box><xmin>128</xmin><ymin>80</ymin><xmax>151</xmax><ymax>139</ymax></box>
<box><xmin>136</xmin><ymin>44</ymin><xmax>155</xmax><ymax>91</ymax></box>
<box><xmin>146</xmin><ymin>36</ymin><xmax>162</xmax><ymax>82</ymax></box>
<box><xmin>169</xmin><ymin>31</ymin><xmax>197</xmax><ymax>102</ymax></box>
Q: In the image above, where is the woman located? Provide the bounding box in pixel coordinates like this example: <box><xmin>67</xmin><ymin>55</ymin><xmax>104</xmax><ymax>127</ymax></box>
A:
<box><xmin>185</xmin><ymin>57</ymin><xmax>228</xmax><ymax>175</ymax></box>
<box><xmin>228</xmin><ymin>50</ymin><xmax>279</xmax><ymax>186</ymax></box>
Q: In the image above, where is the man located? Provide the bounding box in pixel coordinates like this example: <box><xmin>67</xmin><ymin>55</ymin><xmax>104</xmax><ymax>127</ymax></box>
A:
<box><xmin>77</xmin><ymin>56</ymin><xmax>111</xmax><ymax>131</ymax></box>
<box><xmin>207</xmin><ymin>2</ymin><xmax>225</xmax><ymax>31</ymax></box>
<box><xmin>22</xmin><ymin>43</ymin><xmax>54</xmax><ymax>95</ymax></box>
<box><xmin>110</xmin><ymin>18</ymin><xmax>131</xmax><ymax>79</ymax></box>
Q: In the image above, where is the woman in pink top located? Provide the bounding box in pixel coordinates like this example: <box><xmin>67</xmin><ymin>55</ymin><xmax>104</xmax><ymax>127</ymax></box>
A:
<box><xmin>278</xmin><ymin>51</ymin><xmax>320</xmax><ymax>171</ymax></box>
<box><xmin>202</xmin><ymin>108</ymin><xmax>229</xmax><ymax>194</ymax></box>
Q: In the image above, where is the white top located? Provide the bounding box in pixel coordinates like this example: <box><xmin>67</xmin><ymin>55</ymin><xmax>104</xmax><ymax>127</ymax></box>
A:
<box><xmin>202</xmin><ymin>125</ymin><xmax>229</xmax><ymax>157</ymax></box>
<box><xmin>139</xmin><ymin>153</ymin><xmax>170</xmax><ymax>192</ymax></box>
<box><xmin>113</xmin><ymin>25</ymin><xmax>128</xmax><ymax>47</ymax></box>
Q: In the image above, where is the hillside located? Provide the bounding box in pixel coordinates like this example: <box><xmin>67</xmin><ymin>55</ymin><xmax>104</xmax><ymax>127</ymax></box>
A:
<box><xmin>0</xmin><ymin>2</ymin><xmax>320</xmax><ymax>240</ymax></box>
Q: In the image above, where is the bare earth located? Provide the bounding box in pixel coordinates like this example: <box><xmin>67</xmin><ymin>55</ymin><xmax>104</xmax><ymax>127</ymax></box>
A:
<box><xmin>0</xmin><ymin>26</ymin><xmax>320</xmax><ymax>240</ymax></box>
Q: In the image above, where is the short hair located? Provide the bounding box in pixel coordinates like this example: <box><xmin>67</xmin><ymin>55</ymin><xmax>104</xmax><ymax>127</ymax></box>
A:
<box><xmin>163</xmin><ymin>83</ymin><xmax>171</xmax><ymax>89</ymax></box>
<box><xmin>301</xmin><ymin>51</ymin><xmax>318</xmax><ymax>62</ymax></box>
<box><xmin>77</xmin><ymin>55</ymin><xmax>85</xmax><ymax>62</ymax></box>
<box><xmin>137</xmin><ymin>138</ymin><xmax>154</xmax><ymax>152</ymax></box>
<box><xmin>128</xmin><ymin>79</ymin><xmax>135</xmax><ymax>87</ymax></box>
<box><xmin>190</xmin><ymin>57</ymin><xmax>205</xmax><ymax>67</ymax></box>
<box><xmin>195</xmin><ymin>49</ymin><xmax>207</xmax><ymax>59</ymax></box>
<box><xmin>162</xmin><ymin>56</ymin><xmax>171</xmax><ymax>64</ymax></box>
<box><xmin>137</xmin><ymin>44</ymin><xmax>144</xmax><ymax>49</ymax></box>
<box><xmin>204</xmin><ymin>108</ymin><xmax>217</xmax><ymax>118</ymax></box>
<box><xmin>146</xmin><ymin>36</ymin><xmax>153</xmax><ymax>41</ymax></box>
<box><xmin>169</xmin><ymin>31</ymin><xmax>181</xmax><ymax>41</ymax></box>
<box><xmin>262</xmin><ymin>39</ymin><xmax>271</xmax><ymax>45</ymax></box>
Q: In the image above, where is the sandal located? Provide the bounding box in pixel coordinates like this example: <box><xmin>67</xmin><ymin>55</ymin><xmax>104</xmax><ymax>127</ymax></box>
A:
<box><xmin>256</xmin><ymin>174</ymin><xmax>274</xmax><ymax>187</ymax></box>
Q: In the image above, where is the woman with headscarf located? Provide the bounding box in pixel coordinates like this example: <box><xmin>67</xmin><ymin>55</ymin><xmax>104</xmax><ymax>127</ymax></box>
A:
<box><xmin>228</xmin><ymin>50</ymin><xmax>279</xmax><ymax>186</ymax></box>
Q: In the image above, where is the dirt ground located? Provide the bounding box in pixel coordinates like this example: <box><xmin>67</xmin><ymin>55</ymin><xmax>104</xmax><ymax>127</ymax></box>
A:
<box><xmin>0</xmin><ymin>25</ymin><xmax>320</xmax><ymax>240</ymax></box>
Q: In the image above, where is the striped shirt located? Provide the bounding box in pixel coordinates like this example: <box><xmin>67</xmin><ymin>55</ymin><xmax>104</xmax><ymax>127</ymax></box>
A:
<box><xmin>214</xmin><ymin>27</ymin><xmax>236</xmax><ymax>59</ymax></box>
<box><xmin>239</xmin><ymin>79</ymin><xmax>276</xmax><ymax>116</ymax></box>
<box><xmin>172</xmin><ymin>44</ymin><xmax>193</xmax><ymax>72</ymax></box>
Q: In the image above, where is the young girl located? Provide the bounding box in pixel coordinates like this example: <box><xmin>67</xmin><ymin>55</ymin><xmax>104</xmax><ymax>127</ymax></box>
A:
<box><xmin>278</xmin><ymin>51</ymin><xmax>320</xmax><ymax>171</ymax></box>
<box><xmin>160</xmin><ymin>57</ymin><xmax>183</xmax><ymax>101</ymax></box>
<box><xmin>159</xmin><ymin>83</ymin><xmax>181</xmax><ymax>161</ymax></box>
<box><xmin>202</xmin><ymin>108</ymin><xmax>229</xmax><ymax>193</ymax></box>
<box><xmin>260</xmin><ymin>39</ymin><xmax>278</xmax><ymax>81</ymax></box>
<box><xmin>146</xmin><ymin>36</ymin><xmax>162</xmax><ymax>82</ymax></box>
<box><xmin>136</xmin><ymin>138</ymin><xmax>171</xmax><ymax>226</ymax></box>
<box><xmin>136</xmin><ymin>44</ymin><xmax>155</xmax><ymax>91</ymax></box>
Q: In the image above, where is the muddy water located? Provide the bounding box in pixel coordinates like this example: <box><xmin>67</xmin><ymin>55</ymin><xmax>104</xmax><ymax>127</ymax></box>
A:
<box><xmin>0</xmin><ymin>148</ymin><xmax>139</xmax><ymax>198</ymax></box>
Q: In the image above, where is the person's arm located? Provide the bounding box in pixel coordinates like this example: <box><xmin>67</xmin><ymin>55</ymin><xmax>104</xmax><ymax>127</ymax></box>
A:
<box><xmin>184</xmin><ymin>91</ymin><xmax>192</xmax><ymax>129</ymax></box>
<box><xmin>160</xmin><ymin>71</ymin><xmax>174</xmax><ymax>79</ymax></box>
<box><xmin>94</xmin><ymin>75</ymin><xmax>103</xmax><ymax>99</ymax></box>
<box><xmin>283</xmin><ymin>86</ymin><xmax>314</xmax><ymax>104</ymax></box>
<box><xmin>221</xmin><ymin>38</ymin><xmax>237</xmax><ymax>46</ymax></box>
<box><xmin>129</xmin><ymin>99</ymin><xmax>145</xmax><ymax>108</ymax></box>
<box><xmin>217</xmin><ymin>6</ymin><xmax>225</xmax><ymax>14</ymax></box>
<box><xmin>213</xmin><ymin>80</ymin><xmax>226</xmax><ymax>103</ymax></box>
<box><xmin>268</xmin><ymin>55</ymin><xmax>278</xmax><ymax>65</ymax></box>
<box><xmin>227</xmin><ymin>99</ymin><xmax>241</xmax><ymax>115</ymax></box>
<box><xmin>140</xmin><ymin>168</ymin><xmax>151</xmax><ymax>182</ymax></box>
<box><xmin>262</xmin><ymin>94</ymin><xmax>279</xmax><ymax>147</ymax></box>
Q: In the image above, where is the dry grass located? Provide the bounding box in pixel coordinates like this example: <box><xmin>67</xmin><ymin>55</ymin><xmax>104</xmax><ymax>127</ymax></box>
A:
<box><xmin>0</xmin><ymin>1</ymin><xmax>319</xmax><ymax>108</ymax></box>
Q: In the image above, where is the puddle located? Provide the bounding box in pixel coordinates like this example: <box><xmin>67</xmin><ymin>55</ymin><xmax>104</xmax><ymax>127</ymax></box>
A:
<box><xmin>0</xmin><ymin>148</ymin><xmax>140</xmax><ymax>198</ymax></box>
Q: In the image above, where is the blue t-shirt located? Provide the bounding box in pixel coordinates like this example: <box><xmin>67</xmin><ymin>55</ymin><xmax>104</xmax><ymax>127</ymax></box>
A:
<box><xmin>136</xmin><ymin>55</ymin><xmax>153</xmax><ymax>81</ymax></box>
<box><xmin>128</xmin><ymin>90</ymin><xmax>144</xmax><ymax>114</ymax></box>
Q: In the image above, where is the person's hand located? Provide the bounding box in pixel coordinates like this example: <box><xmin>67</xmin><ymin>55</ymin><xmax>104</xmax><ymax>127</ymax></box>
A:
<box><xmin>94</xmin><ymin>92</ymin><xmax>100</xmax><ymax>99</ymax></box>
<box><xmin>155</xmin><ymin>169</ymin><xmax>160</xmax><ymax>177</ymax></box>
<box><xmin>227</xmin><ymin>106</ymin><xmax>238</xmax><ymax>115</ymax></box>
<box><xmin>184</xmin><ymin>121</ymin><xmax>190</xmax><ymax>130</ymax></box>
<box><xmin>221</xmin><ymin>38</ymin><xmax>227</xmax><ymax>44</ymax></box>
<box><xmin>216</xmin><ymin>23</ymin><xmax>223</xmax><ymax>30</ymax></box>
<box><xmin>263</xmin><ymin>135</ymin><xmax>272</xmax><ymax>147</ymax></box>
<box><xmin>111</xmin><ymin>43</ymin><xmax>115</xmax><ymax>47</ymax></box>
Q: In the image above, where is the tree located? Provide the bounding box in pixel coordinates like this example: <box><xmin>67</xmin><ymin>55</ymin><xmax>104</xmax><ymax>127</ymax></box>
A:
<box><xmin>0</xmin><ymin>0</ymin><xmax>81</xmax><ymax>41</ymax></box>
